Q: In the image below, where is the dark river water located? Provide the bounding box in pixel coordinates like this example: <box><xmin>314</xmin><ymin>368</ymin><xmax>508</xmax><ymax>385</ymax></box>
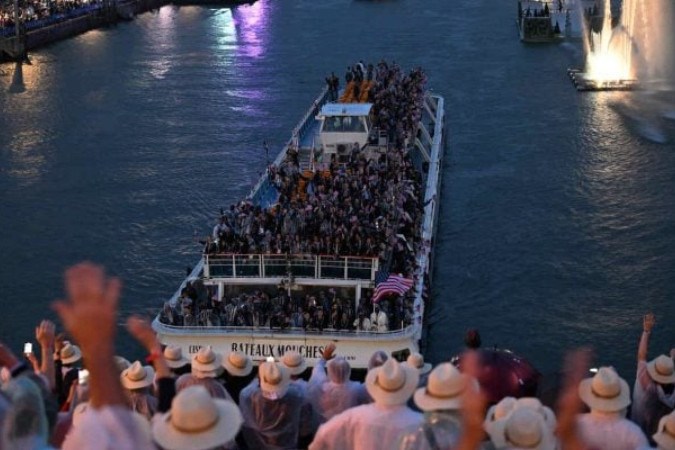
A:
<box><xmin>1</xmin><ymin>0</ymin><xmax>674</xmax><ymax>380</ymax></box>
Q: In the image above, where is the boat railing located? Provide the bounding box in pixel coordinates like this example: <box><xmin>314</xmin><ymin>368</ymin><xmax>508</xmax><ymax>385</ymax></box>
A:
<box><xmin>203</xmin><ymin>253</ymin><xmax>379</xmax><ymax>281</ymax></box>
<box><xmin>153</xmin><ymin>320</ymin><xmax>415</xmax><ymax>338</ymax></box>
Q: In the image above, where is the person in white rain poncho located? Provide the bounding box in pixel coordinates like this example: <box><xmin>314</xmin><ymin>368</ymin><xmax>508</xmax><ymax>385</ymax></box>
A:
<box><xmin>398</xmin><ymin>362</ymin><xmax>479</xmax><ymax>450</ymax></box>
<box><xmin>576</xmin><ymin>366</ymin><xmax>648</xmax><ymax>450</ymax></box>
<box><xmin>309</xmin><ymin>357</ymin><xmax>422</xmax><ymax>450</ymax></box>
<box><xmin>239</xmin><ymin>360</ymin><xmax>305</xmax><ymax>450</ymax></box>
<box><xmin>307</xmin><ymin>345</ymin><xmax>370</xmax><ymax>424</ymax></box>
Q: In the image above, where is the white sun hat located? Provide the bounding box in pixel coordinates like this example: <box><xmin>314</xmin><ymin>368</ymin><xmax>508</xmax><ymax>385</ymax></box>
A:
<box><xmin>647</xmin><ymin>355</ymin><xmax>675</xmax><ymax>385</ymax></box>
<box><xmin>73</xmin><ymin>402</ymin><xmax>150</xmax><ymax>438</ymax></box>
<box><xmin>578</xmin><ymin>366</ymin><xmax>631</xmax><ymax>412</ymax></box>
<box><xmin>653</xmin><ymin>410</ymin><xmax>675</xmax><ymax>450</ymax></box>
<box><xmin>60</xmin><ymin>344</ymin><xmax>82</xmax><ymax>365</ymax></box>
<box><xmin>366</xmin><ymin>358</ymin><xmax>419</xmax><ymax>406</ymax></box>
<box><xmin>222</xmin><ymin>351</ymin><xmax>253</xmax><ymax>377</ymax></box>
<box><xmin>152</xmin><ymin>385</ymin><xmax>243</xmax><ymax>450</ymax></box>
<box><xmin>413</xmin><ymin>362</ymin><xmax>478</xmax><ymax>411</ymax></box>
<box><xmin>406</xmin><ymin>352</ymin><xmax>432</xmax><ymax>375</ymax></box>
<box><xmin>490</xmin><ymin>407</ymin><xmax>557</xmax><ymax>450</ymax></box>
<box><xmin>120</xmin><ymin>361</ymin><xmax>155</xmax><ymax>390</ymax></box>
<box><xmin>484</xmin><ymin>396</ymin><xmax>518</xmax><ymax>448</ymax></box>
<box><xmin>259</xmin><ymin>361</ymin><xmax>291</xmax><ymax>400</ymax></box>
<box><xmin>280</xmin><ymin>351</ymin><xmax>307</xmax><ymax>376</ymax></box>
<box><xmin>191</xmin><ymin>347</ymin><xmax>223</xmax><ymax>378</ymax></box>
<box><xmin>164</xmin><ymin>345</ymin><xmax>190</xmax><ymax>370</ymax></box>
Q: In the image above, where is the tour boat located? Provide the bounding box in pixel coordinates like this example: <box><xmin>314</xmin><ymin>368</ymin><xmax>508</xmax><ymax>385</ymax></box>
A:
<box><xmin>152</xmin><ymin>66</ymin><xmax>446</xmax><ymax>370</ymax></box>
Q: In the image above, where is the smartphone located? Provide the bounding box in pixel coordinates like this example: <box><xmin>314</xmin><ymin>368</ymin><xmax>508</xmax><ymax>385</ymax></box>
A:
<box><xmin>78</xmin><ymin>369</ymin><xmax>90</xmax><ymax>385</ymax></box>
<box><xmin>23</xmin><ymin>342</ymin><xmax>32</xmax><ymax>355</ymax></box>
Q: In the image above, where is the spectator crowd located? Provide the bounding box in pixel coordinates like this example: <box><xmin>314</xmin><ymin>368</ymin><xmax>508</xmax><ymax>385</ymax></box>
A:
<box><xmin>0</xmin><ymin>262</ymin><xmax>673</xmax><ymax>450</ymax></box>
<box><xmin>0</xmin><ymin>0</ymin><xmax>102</xmax><ymax>37</ymax></box>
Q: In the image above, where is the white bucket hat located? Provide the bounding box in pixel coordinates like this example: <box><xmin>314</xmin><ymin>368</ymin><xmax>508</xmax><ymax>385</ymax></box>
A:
<box><xmin>366</xmin><ymin>358</ymin><xmax>419</xmax><ymax>406</ymax></box>
<box><xmin>222</xmin><ymin>351</ymin><xmax>253</xmax><ymax>377</ymax></box>
<box><xmin>191</xmin><ymin>347</ymin><xmax>223</xmax><ymax>377</ymax></box>
<box><xmin>259</xmin><ymin>361</ymin><xmax>291</xmax><ymax>400</ymax></box>
<box><xmin>484</xmin><ymin>396</ymin><xmax>518</xmax><ymax>448</ymax></box>
<box><xmin>73</xmin><ymin>402</ymin><xmax>150</xmax><ymax>438</ymax></box>
<box><xmin>120</xmin><ymin>361</ymin><xmax>155</xmax><ymax>390</ymax></box>
<box><xmin>152</xmin><ymin>385</ymin><xmax>243</xmax><ymax>450</ymax></box>
<box><xmin>490</xmin><ymin>407</ymin><xmax>557</xmax><ymax>450</ymax></box>
<box><xmin>280</xmin><ymin>351</ymin><xmax>307</xmax><ymax>376</ymax></box>
<box><xmin>60</xmin><ymin>344</ymin><xmax>82</xmax><ymax>365</ymax></box>
<box><xmin>647</xmin><ymin>355</ymin><xmax>675</xmax><ymax>385</ymax></box>
<box><xmin>413</xmin><ymin>362</ymin><xmax>477</xmax><ymax>411</ymax></box>
<box><xmin>164</xmin><ymin>345</ymin><xmax>190</xmax><ymax>370</ymax></box>
<box><xmin>653</xmin><ymin>410</ymin><xmax>675</xmax><ymax>450</ymax></box>
<box><xmin>578</xmin><ymin>366</ymin><xmax>631</xmax><ymax>412</ymax></box>
<box><xmin>406</xmin><ymin>352</ymin><xmax>432</xmax><ymax>375</ymax></box>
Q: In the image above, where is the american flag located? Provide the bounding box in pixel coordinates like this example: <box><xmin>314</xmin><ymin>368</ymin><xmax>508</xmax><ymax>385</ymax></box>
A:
<box><xmin>372</xmin><ymin>270</ymin><xmax>414</xmax><ymax>303</ymax></box>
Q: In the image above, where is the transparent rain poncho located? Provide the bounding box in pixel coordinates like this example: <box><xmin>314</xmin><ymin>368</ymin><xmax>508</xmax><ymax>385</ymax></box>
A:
<box><xmin>1</xmin><ymin>376</ymin><xmax>52</xmax><ymax>450</ymax></box>
<box><xmin>239</xmin><ymin>382</ymin><xmax>305</xmax><ymax>450</ymax></box>
<box><xmin>175</xmin><ymin>374</ymin><xmax>233</xmax><ymax>402</ymax></box>
<box><xmin>397</xmin><ymin>411</ymin><xmax>462</xmax><ymax>450</ymax></box>
<box><xmin>307</xmin><ymin>358</ymin><xmax>370</xmax><ymax>424</ymax></box>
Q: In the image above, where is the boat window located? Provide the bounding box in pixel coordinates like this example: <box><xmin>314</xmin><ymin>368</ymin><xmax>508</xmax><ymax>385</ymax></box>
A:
<box><xmin>322</xmin><ymin>116</ymin><xmax>366</xmax><ymax>132</ymax></box>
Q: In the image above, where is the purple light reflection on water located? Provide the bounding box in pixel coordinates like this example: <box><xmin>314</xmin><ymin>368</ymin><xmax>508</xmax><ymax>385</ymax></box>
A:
<box><xmin>232</xmin><ymin>1</ymin><xmax>269</xmax><ymax>60</ymax></box>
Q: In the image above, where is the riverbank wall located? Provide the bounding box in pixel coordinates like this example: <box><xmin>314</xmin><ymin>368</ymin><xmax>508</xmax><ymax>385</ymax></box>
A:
<box><xmin>0</xmin><ymin>0</ymin><xmax>164</xmax><ymax>61</ymax></box>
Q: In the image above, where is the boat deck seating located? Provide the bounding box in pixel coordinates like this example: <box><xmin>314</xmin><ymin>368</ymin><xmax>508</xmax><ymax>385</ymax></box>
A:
<box><xmin>338</xmin><ymin>80</ymin><xmax>373</xmax><ymax>103</ymax></box>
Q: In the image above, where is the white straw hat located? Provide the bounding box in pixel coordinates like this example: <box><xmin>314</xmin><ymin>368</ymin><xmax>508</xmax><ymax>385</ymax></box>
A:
<box><xmin>280</xmin><ymin>351</ymin><xmax>307</xmax><ymax>376</ymax></box>
<box><xmin>60</xmin><ymin>344</ymin><xmax>82</xmax><ymax>365</ymax></box>
<box><xmin>259</xmin><ymin>361</ymin><xmax>291</xmax><ymax>400</ymax></box>
<box><xmin>191</xmin><ymin>347</ymin><xmax>223</xmax><ymax>376</ymax></box>
<box><xmin>406</xmin><ymin>352</ymin><xmax>432</xmax><ymax>375</ymax></box>
<box><xmin>490</xmin><ymin>407</ymin><xmax>557</xmax><ymax>450</ymax></box>
<box><xmin>578</xmin><ymin>367</ymin><xmax>631</xmax><ymax>412</ymax></box>
<box><xmin>164</xmin><ymin>345</ymin><xmax>190</xmax><ymax>370</ymax></box>
<box><xmin>484</xmin><ymin>396</ymin><xmax>518</xmax><ymax>448</ymax></box>
<box><xmin>413</xmin><ymin>362</ymin><xmax>477</xmax><ymax>411</ymax></box>
<box><xmin>514</xmin><ymin>397</ymin><xmax>557</xmax><ymax>431</ymax></box>
<box><xmin>653</xmin><ymin>410</ymin><xmax>675</xmax><ymax>450</ymax></box>
<box><xmin>366</xmin><ymin>358</ymin><xmax>419</xmax><ymax>406</ymax></box>
<box><xmin>74</xmin><ymin>402</ymin><xmax>150</xmax><ymax>439</ymax></box>
<box><xmin>152</xmin><ymin>385</ymin><xmax>243</xmax><ymax>450</ymax></box>
<box><xmin>120</xmin><ymin>361</ymin><xmax>155</xmax><ymax>390</ymax></box>
<box><xmin>222</xmin><ymin>351</ymin><xmax>253</xmax><ymax>377</ymax></box>
<box><xmin>647</xmin><ymin>355</ymin><xmax>675</xmax><ymax>385</ymax></box>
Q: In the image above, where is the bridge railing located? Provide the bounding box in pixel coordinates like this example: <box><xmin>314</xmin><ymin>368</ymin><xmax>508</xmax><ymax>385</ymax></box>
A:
<box><xmin>204</xmin><ymin>253</ymin><xmax>379</xmax><ymax>281</ymax></box>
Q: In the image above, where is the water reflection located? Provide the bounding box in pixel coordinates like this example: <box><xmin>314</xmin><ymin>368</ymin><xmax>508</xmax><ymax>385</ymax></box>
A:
<box><xmin>7</xmin><ymin>61</ymin><xmax>26</xmax><ymax>93</ymax></box>
<box><xmin>232</xmin><ymin>1</ymin><xmax>269</xmax><ymax>59</ymax></box>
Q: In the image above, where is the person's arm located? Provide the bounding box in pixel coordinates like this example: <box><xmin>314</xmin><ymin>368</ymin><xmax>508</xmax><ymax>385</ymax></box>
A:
<box><xmin>126</xmin><ymin>315</ymin><xmax>174</xmax><ymax>412</ymax></box>
<box><xmin>637</xmin><ymin>313</ymin><xmax>655</xmax><ymax>363</ymax></box>
<box><xmin>52</xmin><ymin>263</ymin><xmax>125</xmax><ymax>408</ymax></box>
<box><xmin>54</xmin><ymin>262</ymin><xmax>155</xmax><ymax>450</ymax></box>
<box><xmin>556</xmin><ymin>349</ymin><xmax>592</xmax><ymax>450</ymax></box>
<box><xmin>455</xmin><ymin>351</ymin><xmax>486</xmax><ymax>450</ymax></box>
<box><xmin>35</xmin><ymin>320</ymin><xmax>56</xmax><ymax>391</ymax></box>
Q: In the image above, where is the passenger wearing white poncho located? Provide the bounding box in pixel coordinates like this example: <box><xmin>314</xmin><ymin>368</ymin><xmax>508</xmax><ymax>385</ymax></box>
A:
<box><xmin>307</xmin><ymin>354</ymin><xmax>370</xmax><ymax>424</ymax></box>
<box><xmin>309</xmin><ymin>358</ymin><xmax>422</xmax><ymax>450</ymax></box>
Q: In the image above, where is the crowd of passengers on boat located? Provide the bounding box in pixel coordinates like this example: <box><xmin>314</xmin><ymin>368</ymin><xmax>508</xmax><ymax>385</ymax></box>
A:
<box><xmin>160</xmin><ymin>61</ymin><xmax>433</xmax><ymax>333</ymax></box>
<box><xmin>159</xmin><ymin>280</ymin><xmax>418</xmax><ymax>333</ymax></box>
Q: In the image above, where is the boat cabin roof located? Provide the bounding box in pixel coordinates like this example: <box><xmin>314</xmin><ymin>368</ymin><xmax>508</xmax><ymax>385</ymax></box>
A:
<box><xmin>320</xmin><ymin>103</ymin><xmax>373</xmax><ymax>117</ymax></box>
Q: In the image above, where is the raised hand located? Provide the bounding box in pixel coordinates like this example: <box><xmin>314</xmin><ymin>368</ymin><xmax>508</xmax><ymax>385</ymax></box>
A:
<box><xmin>35</xmin><ymin>320</ymin><xmax>55</xmax><ymax>349</ymax></box>
<box><xmin>556</xmin><ymin>348</ymin><xmax>592</xmax><ymax>450</ymax></box>
<box><xmin>52</xmin><ymin>262</ymin><xmax>121</xmax><ymax>355</ymax></box>
<box><xmin>456</xmin><ymin>350</ymin><xmax>487</xmax><ymax>450</ymax></box>
<box><xmin>52</xmin><ymin>262</ymin><xmax>125</xmax><ymax>408</ymax></box>
<box><xmin>126</xmin><ymin>316</ymin><xmax>159</xmax><ymax>352</ymax></box>
<box><xmin>322</xmin><ymin>343</ymin><xmax>336</xmax><ymax>360</ymax></box>
<box><xmin>643</xmin><ymin>313</ymin><xmax>655</xmax><ymax>333</ymax></box>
